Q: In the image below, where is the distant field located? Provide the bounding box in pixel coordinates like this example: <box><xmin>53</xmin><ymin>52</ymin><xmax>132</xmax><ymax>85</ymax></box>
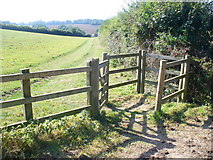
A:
<box><xmin>1</xmin><ymin>29</ymin><xmax>105</xmax><ymax>126</ymax></box>
<box><xmin>48</xmin><ymin>24</ymin><xmax>100</xmax><ymax>35</ymax></box>
<box><xmin>1</xmin><ymin>29</ymin><xmax>89</xmax><ymax>75</ymax></box>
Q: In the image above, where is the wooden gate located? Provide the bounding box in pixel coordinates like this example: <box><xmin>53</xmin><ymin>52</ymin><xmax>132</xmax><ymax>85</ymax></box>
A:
<box><xmin>155</xmin><ymin>55</ymin><xmax>190</xmax><ymax>110</ymax></box>
<box><xmin>98</xmin><ymin>53</ymin><xmax>110</xmax><ymax>108</ymax></box>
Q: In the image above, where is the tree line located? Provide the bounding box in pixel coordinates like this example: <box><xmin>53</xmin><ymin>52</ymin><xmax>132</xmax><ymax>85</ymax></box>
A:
<box><xmin>1</xmin><ymin>23</ymin><xmax>91</xmax><ymax>37</ymax></box>
<box><xmin>1</xmin><ymin>19</ymin><xmax>104</xmax><ymax>26</ymax></box>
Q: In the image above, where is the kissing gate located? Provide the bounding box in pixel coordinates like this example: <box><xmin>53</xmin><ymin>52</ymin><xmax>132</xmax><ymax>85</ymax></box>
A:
<box><xmin>0</xmin><ymin>50</ymin><xmax>190</xmax><ymax>128</ymax></box>
<box><xmin>96</xmin><ymin>50</ymin><xmax>190</xmax><ymax>112</ymax></box>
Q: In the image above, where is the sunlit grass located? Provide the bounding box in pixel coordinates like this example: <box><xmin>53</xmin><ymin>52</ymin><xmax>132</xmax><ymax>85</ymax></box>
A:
<box><xmin>1</xmin><ymin>30</ymin><xmax>105</xmax><ymax>126</ymax></box>
<box><xmin>1</xmin><ymin>29</ymin><xmax>89</xmax><ymax>75</ymax></box>
<box><xmin>148</xmin><ymin>103</ymin><xmax>212</xmax><ymax>124</ymax></box>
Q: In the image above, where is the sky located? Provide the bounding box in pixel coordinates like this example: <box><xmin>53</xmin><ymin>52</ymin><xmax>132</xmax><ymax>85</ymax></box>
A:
<box><xmin>0</xmin><ymin>0</ymin><xmax>135</xmax><ymax>23</ymax></box>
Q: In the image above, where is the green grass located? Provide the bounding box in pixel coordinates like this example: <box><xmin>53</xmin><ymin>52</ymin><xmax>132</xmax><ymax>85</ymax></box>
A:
<box><xmin>1</xmin><ymin>29</ymin><xmax>105</xmax><ymax>126</ymax></box>
<box><xmin>2</xmin><ymin>111</ymin><xmax>125</xmax><ymax>159</ymax></box>
<box><xmin>148</xmin><ymin>103</ymin><xmax>212</xmax><ymax>124</ymax></box>
<box><xmin>1</xmin><ymin>29</ymin><xmax>89</xmax><ymax>75</ymax></box>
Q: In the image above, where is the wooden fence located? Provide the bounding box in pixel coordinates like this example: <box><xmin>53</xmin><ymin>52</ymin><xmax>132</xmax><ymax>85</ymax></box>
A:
<box><xmin>155</xmin><ymin>55</ymin><xmax>190</xmax><ymax>110</ymax></box>
<box><xmin>0</xmin><ymin>50</ymin><xmax>190</xmax><ymax>128</ymax></box>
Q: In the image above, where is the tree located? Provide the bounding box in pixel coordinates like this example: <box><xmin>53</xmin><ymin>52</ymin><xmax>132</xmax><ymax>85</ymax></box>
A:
<box><xmin>99</xmin><ymin>1</ymin><xmax>212</xmax><ymax>57</ymax></box>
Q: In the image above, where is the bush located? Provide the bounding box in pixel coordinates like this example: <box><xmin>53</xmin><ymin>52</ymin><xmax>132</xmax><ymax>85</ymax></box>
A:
<box><xmin>188</xmin><ymin>57</ymin><xmax>213</xmax><ymax>105</ymax></box>
<box><xmin>99</xmin><ymin>1</ymin><xmax>212</xmax><ymax>105</ymax></box>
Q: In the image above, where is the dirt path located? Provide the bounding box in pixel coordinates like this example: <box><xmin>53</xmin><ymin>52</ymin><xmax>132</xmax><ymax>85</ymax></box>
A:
<box><xmin>103</xmin><ymin>101</ymin><xmax>213</xmax><ymax>159</ymax></box>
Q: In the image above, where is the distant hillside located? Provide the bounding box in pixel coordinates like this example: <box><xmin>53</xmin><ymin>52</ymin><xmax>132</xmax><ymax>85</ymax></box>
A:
<box><xmin>48</xmin><ymin>24</ymin><xmax>100</xmax><ymax>35</ymax></box>
<box><xmin>1</xmin><ymin>19</ymin><xmax>103</xmax><ymax>35</ymax></box>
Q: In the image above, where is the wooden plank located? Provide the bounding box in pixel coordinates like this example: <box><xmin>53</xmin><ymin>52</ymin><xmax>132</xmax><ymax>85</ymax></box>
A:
<box><xmin>166</xmin><ymin>59</ymin><xmax>187</xmax><ymax>68</ymax></box>
<box><xmin>145</xmin><ymin>67</ymin><xmax>159</xmax><ymax>73</ymax></box>
<box><xmin>87</xmin><ymin>59</ymin><xmax>100</xmax><ymax>119</ymax></box>
<box><xmin>20</xmin><ymin>69</ymin><xmax>33</xmax><ymax>121</ymax></box>
<box><xmin>137</xmin><ymin>50</ymin><xmax>142</xmax><ymax>93</ymax></box>
<box><xmin>99</xmin><ymin>74</ymin><xmax>107</xmax><ymax>82</ymax></box>
<box><xmin>109</xmin><ymin>53</ymin><xmax>139</xmax><ymax>59</ymax></box>
<box><xmin>146</xmin><ymin>67</ymin><xmax>180</xmax><ymax>76</ymax></box>
<box><xmin>0</xmin><ymin>106</ymin><xmax>91</xmax><ymax>130</ymax></box>
<box><xmin>162</xmin><ymin>89</ymin><xmax>185</xmax><ymax>103</ymax></box>
<box><xmin>177</xmin><ymin>63</ymin><xmax>185</xmax><ymax>102</ymax></box>
<box><xmin>100</xmin><ymin>100</ymin><xmax>107</xmax><ymax>108</ymax></box>
<box><xmin>99</xmin><ymin>91</ymin><xmax>107</xmax><ymax>103</ymax></box>
<box><xmin>155</xmin><ymin>60</ymin><xmax>167</xmax><ymax>111</ymax></box>
<box><xmin>109</xmin><ymin>79</ymin><xmax>137</xmax><ymax>89</ymax></box>
<box><xmin>141</xmin><ymin>50</ymin><xmax>146</xmax><ymax>93</ymax></box>
<box><xmin>166</xmin><ymin>70</ymin><xmax>180</xmax><ymax>76</ymax></box>
<box><xmin>146</xmin><ymin>53</ymin><xmax>181</xmax><ymax>61</ymax></box>
<box><xmin>99</xmin><ymin>82</ymin><xmax>108</xmax><ymax>93</ymax></box>
<box><xmin>1</xmin><ymin>66</ymin><xmax>92</xmax><ymax>83</ymax></box>
<box><xmin>1</xmin><ymin>86</ymin><xmax>91</xmax><ymax>108</ymax></box>
<box><xmin>182</xmin><ymin>55</ymin><xmax>191</xmax><ymax>101</ymax></box>
<box><xmin>99</xmin><ymin>71</ymin><xmax>105</xmax><ymax>86</ymax></box>
<box><xmin>98</xmin><ymin>60</ymin><xmax>109</xmax><ymax>69</ymax></box>
<box><xmin>144</xmin><ymin>80</ymin><xmax>158</xmax><ymax>86</ymax></box>
<box><xmin>164</xmin><ymin>74</ymin><xmax>186</xmax><ymax>85</ymax></box>
<box><xmin>103</xmin><ymin>53</ymin><xmax>110</xmax><ymax>103</ymax></box>
<box><xmin>0</xmin><ymin>73</ymin><xmax>23</xmax><ymax>83</ymax></box>
<box><xmin>109</xmin><ymin>66</ymin><xmax>138</xmax><ymax>74</ymax></box>
<box><xmin>1</xmin><ymin>98</ymin><xmax>25</xmax><ymax>109</ymax></box>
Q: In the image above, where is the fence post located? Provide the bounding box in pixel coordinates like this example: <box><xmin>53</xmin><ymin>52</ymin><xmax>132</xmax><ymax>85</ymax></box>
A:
<box><xmin>177</xmin><ymin>62</ymin><xmax>185</xmax><ymax>103</ymax></box>
<box><xmin>137</xmin><ymin>50</ymin><xmax>142</xmax><ymax>93</ymax></box>
<box><xmin>20</xmin><ymin>68</ymin><xmax>33</xmax><ymax>121</ymax></box>
<box><xmin>87</xmin><ymin>58</ymin><xmax>100</xmax><ymax>119</ymax></box>
<box><xmin>141</xmin><ymin>50</ymin><xmax>146</xmax><ymax>93</ymax></box>
<box><xmin>155</xmin><ymin>60</ymin><xmax>167</xmax><ymax>111</ymax></box>
<box><xmin>182</xmin><ymin>55</ymin><xmax>190</xmax><ymax>102</ymax></box>
<box><xmin>103</xmin><ymin>53</ymin><xmax>109</xmax><ymax>103</ymax></box>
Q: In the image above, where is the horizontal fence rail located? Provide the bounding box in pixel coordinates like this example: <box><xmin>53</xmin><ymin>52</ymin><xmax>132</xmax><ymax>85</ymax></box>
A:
<box><xmin>145</xmin><ymin>67</ymin><xmax>180</xmax><ymax>76</ymax></box>
<box><xmin>0</xmin><ymin>105</ymin><xmax>91</xmax><ymax>129</ymax></box>
<box><xmin>166</xmin><ymin>59</ymin><xmax>187</xmax><ymax>68</ymax></box>
<box><xmin>162</xmin><ymin>89</ymin><xmax>185</xmax><ymax>103</ymax></box>
<box><xmin>109</xmin><ymin>53</ymin><xmax>139</xmax><ymax>59</ymax></box>
<box><xmin>146</xmin><ymin>53</ymin><xmax>181</xmax><ymax>61</ymax></box>
<box><xmin>98</xmin><ymin>60</ymin><xmax>109</xmax><ymax>69</ymax></box>
<box><xmin>1</xmin><ymin>66</ymin><xmax>92</xmax><ymax>83</ymax></box>
<box><xmin>164</xmin><ymin>74</ymin><xmax>186</xmax><ymax>85</ymax></box>
<box><xmin>109</xmin><ymin>79</ymin><xmax>138</xmax><ymax>89</ymax></box>
<box><xmin>1</xmin><ymin>86</ymin><xmax>91</xmax><ymax>109</ymax></box>
<box><xmin>109</xmin><ymin>66</ymin><xmax>138</xmax><ymax>74</ymax></box>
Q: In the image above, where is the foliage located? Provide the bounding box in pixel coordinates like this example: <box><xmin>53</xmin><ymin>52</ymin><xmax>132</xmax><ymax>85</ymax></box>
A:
<box><xmin>99</xmin><ymin>2</ymin><xmax>212</xmax><ymax>57</ymax></box>
<box><xmin>148</xmin><ymin>103</ymin><xmax>212</xmax><ymax>124</ymax></box>
<box><xmin>1</xmin><ymin>23</ymin><xmax>90</xmax><ymax>37</ymax></box>
<box><xmin>188</xmin><ymin>57</ymin><xmax>213</xmax><ymax>105</ymax></box>
<box><xmin>57</xmin><ymin>25</ymin><xmax>86</xmax><ymax>36</ymax></box>
<box><xmin>2</xmin><ymin>109</ymin><xmax>128</xmax><ymax>159</ymax></box>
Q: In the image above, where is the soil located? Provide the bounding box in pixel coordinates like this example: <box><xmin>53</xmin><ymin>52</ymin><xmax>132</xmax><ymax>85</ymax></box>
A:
<box><xmin>102</xmin><ymin>100</ymin><xmax>213</xmax><ymax>159</ymax></box>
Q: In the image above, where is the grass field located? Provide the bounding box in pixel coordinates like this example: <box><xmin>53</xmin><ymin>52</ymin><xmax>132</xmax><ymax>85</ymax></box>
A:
<box><xmin>0</xmin><ymin>29</ymin><xmax>106</xmax><ymax>126</ymax></box>
<box><xmin>1</xmin><ymin>29</ymin><xmax>138</xmax><ymax>127</ymax></box>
